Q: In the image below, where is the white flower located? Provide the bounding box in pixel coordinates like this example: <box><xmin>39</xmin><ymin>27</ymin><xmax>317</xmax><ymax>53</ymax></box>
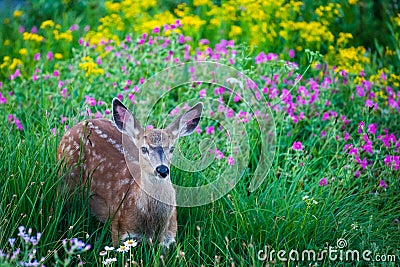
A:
<box><xmin>302</xmin><ymin>195</ymin><xmax>309</xmax><ymax>201</ymax></box>
<box><xmin>99</xmin><ymin>251</ymin><xmax>107</xmax><ymax>256</ymax></box>
<box><xmin>103</xmin><ymin>257</ymin><xmax>117</xmax><ymax>265</ymax></box>
<box><xmin>116</xmin><ymin>245</ymin><xmax>129</xmax><ymax>253</ymax></box>
<box><xmin>124</xmin><ymin>239</ymin><xmax>138</xmax><ymax>248</ymax></box>
<box><xmin>104</xmin><ymin>246</ymin><xmax>115</xmax><ymax>251</ymax></box>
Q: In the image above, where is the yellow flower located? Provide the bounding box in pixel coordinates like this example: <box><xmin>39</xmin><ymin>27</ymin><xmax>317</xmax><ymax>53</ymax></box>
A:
<box><xmin>210</xmin><ymin>18</ymin><xmax>220</xmax><ymax>27</ymax></box>
<box><xmin>105</xmin><ymin>1</ymin><xmax>121</xmax><ymax>13</ymax></box>
<box><xmin>9</xmin><ymin>58</ymin><xmax>23</xmax><ymax>70</ymax></box>
<box><xmin>19</xmin><ymin>48</ymin><xmax>28</xmax><ymax>56</ymax></box>
<box><xmin>193</xmin><ymin>0</ymin><xmax>210</xmax><ymax>7</ymax></box>
<box><xmin>4</xmin><ymin>40</ymin><xmax>10</xmax><ymax>46</ymax></box>
<box><xmin>23</xmin><ymin>32</ymin><xmax>45</xmax><ymax>43</ymax></box>
<box><xmin>79</xmin><ymin>57</ymin><xmax>104</xmax><ymax>77</ymax></box>
<box><xmin>54</xmin><ymin>30</ymin><xmax>73</xmax><ymax>42</ymax></box>
<box><xmin>394</xmin><ymin>13</ymin><xmax>400</xmax><ymax>27</ymax></box>
<box><xmin>40</xmin><ymin>20</ymin><xmax>55</xmax><ymax>29</ymax></box>
<box><xmin>348</xmin><ymin>0</ymin><xmax>357</xmax><ymax>5</ymax></box>
<box><xmin>229</xmin><ymin>25</ymin><xmax>242</xmax><ymax>38</ymax></box>
<box><xmin>55</xmin><ymin>53</ymin><xmax>63</xmax><ymax>59</ymax></box>
<box><xmin>13</xmin><ymin>10</ymin><xmax>22</xmax><ymax>18</ymax></box>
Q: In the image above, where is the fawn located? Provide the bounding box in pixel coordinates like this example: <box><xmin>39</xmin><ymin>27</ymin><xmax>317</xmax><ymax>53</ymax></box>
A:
<box><xmin>57</xmin><ymin>98</ymin><xmax>203</xmax><ymax>248</ymax></box>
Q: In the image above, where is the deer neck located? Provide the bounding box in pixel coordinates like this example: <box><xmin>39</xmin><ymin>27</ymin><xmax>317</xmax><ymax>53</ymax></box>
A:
<box><xmin>138</xmin><ymin>170</ymin><xmax>176</xmax><ymax>207</ymax></box>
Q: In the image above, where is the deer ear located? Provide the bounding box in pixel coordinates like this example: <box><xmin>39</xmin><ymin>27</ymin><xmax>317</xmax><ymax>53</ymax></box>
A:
<box><xmin>166</xmin><ymin>103</ymin><xmax>203</xmax><ymax>138</ymax></box>
<box><xmin>112</xmin><ymin>98</ymin><xmax>143</xmax><ymax>138</ymax></box>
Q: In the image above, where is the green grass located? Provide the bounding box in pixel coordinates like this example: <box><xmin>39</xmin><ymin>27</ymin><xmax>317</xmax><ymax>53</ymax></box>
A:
<box><xmin>0</xmin><ymin>2</ymin><xmax>399</xmax><ymax>266</ymax></box>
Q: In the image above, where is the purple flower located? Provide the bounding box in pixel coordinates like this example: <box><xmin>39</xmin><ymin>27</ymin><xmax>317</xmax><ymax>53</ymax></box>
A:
<box><xmin>233</xmin><ymin>93</ymin><xmax>241</xmax><ymax>102</ymax></box>
<box><xmin>288</xmin><ymin>49</ymin><xmax>295</xmax><ymax>58</ymax></box>
<box><xmin>69</xmin><ymin>24</ymin><xmax>79</xmax><ymax>31</ymax></box>
<box><xmin>169</xmin><ymin>106</ymin><xmax>180</xmax><ymax>117</ymax></box>
<box><xmin>199</xmin><ymin>89</ymin><xmax>206</xmax><ymax>98</ymax></box>
<box><xmin>206</xmin><ymin>126</ymin><xmax>215</xmax><ymax>135</ymax></box>
<box><xmin>215</xmin><ymin>149</ymin><xmax>225</xmax><ymax>159</ymax></box>
<box><xmin>8</xmin><ymin>238</ymin><xmax>16</xmax><ymax>246</ymax></box>
<box><xmin>367</xmin><ymin>124</ymin><xmax>377</xmax><ymax>135</ymax></box>
<box><xmin>344</xmin><ymin>132</ymin><xmax>350</xmax><ymax>141</ymax></box>
<box><xmin>292</xmin><ymin>142</ymin><xmax>303</xmax><ymax>151</ymax></box>
<box><xmin>47</xmin><ymin>52</ymin><xmax>53</xmax><ymax>61</ymax></box>
<box><xmin>379</xmin><ymin>180</ymin><xmax>388</xmax><ymax>189</ymax></box>
<box><xmin>322</xmin><ymin>112</ymin><xmax>330</xmax><ymax>121</ymax></box>
<box><xmin>227</xmin><ymin>156</ymin><xmax>235</xmax><ymax>165</ymax></box>
<box><xmin>357</xmin><ymin>121</ymin><xmax>364</xmax><ymax>134</ymax></box>
<box><xmin>0</xmin><ymin>93</ymin><xmax>7</xmax><ymax>104</ymax></box>
<box><xmin>319</xmin><ymin>178</ymin><xmax>328</xmax><ymax>186</ymax></box>
<box><xmin>34</xmin><ymin>53</ymin><xmax>40</xmax><ymax>61</ymax></box>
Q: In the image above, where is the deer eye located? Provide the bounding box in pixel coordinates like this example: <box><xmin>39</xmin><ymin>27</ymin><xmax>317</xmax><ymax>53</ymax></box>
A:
<box><xmin>141</xmin><ymin>147</ymin><xmax>149</xmax><ymax>154</ymax></box>
<box><xmin>169</xmin><ymin>146</ymin><xmax>175</xmax><ymax>153</ymax></box>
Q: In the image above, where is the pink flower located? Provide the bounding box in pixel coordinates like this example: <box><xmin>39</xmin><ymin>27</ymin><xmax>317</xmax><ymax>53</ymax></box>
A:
<box><xmin>47</xmin><ymin>52</ymin><xmax>53</xmax><ymax>61</ymax></box>
<box><xmin>292</xmin><ymin>141</ymin><xmax>303</xmax><ymax>151</ymax></box>
<box><xmin>367</xmin><ymin>124</ymin><xmax>377</xmax><ymax>135</ymax></box>
<box><xmin>233</xmin><ymin>93</ymin><xmax>241</xmax><ymax>102</ymax></box>
<box><xmin>226</xmin><ymin>109</ymin><xmax>234</xmax><ymax>118</ymax></box>
<box><xmin>288</xmin><ymin>49</ymin><xmax>295</xmax><ymax>58</ymax></box>
<box><xmin>199</xmin><ymin>89</ymin><xmax>206</xmax><ymax>98</ymax></box>
<box><xmin>53</xmin><ymin>70</ymin><xmax>59</xmax><ymax>77</ymax></box>
<box><xmin>358</xmin><ymin>121</ymin><xmax>364</xmax><ymax>134</ymax></box>
<box><xmin>169</xmin><ymin>106</ymin><xmax>181</xmax><ymax>117</ymax></box>
<box><xmin>344</xmin><ymin>132</ymin><xmax>350</xmax><ymax>141</ymax></box>
<box><xmin>227</xmin><ymin>156</ymin><xmax>235</xmax><ymax>165</ymax></box>
<box><xmin>215</xmin><ymin>149</ymin><xmax>225</xmax><ymax>159</ymax></box>
<box><xmin>34</xmin><ymin>53</ymin><xmax>40</xmax><ymax>61</ymax></box>
<box><xmin>322</xmin><ymin>112</ymin><xmax>330</xmax><ymax>121</ymax></box>
<box><xmin>319</xmin><ymin>178</ymin><xmax>328</xmax><ymax>186</ymax></box>
<box><xmin>379</xmin><ymin>180</ymin><xmax>388</xmax><ymax>189</ymax></box>
<box><xmin>69</xmin><ymin>24</ymin><xmax>79</xmax><ymax>31</ymax></box>
<box><xmin>206</xmin><ymin>126</ymin><xmax>215</xmax><ymax>135</ymax></box>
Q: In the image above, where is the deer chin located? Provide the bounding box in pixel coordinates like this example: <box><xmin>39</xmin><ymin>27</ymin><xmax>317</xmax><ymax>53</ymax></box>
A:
<box><xmin>154</xmin><ymin>171</ymin><xmax>169</xmax><ymax>179</ymax></box>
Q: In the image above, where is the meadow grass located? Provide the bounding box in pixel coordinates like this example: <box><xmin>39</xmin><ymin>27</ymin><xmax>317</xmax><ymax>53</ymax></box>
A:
<box><xmin>1</xmin><ymin>1</ymin><xmax>400</xmax><ymax>266</ymax></box>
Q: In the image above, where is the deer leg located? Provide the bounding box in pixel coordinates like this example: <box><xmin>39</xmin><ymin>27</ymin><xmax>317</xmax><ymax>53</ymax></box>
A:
<box><xmin>160</xmin><ymin>208</ymin><xmax>177</xmax><ymax>249</ymax></box>
<box><xmin>111</xmin><ymin>220</ymin><xmax>120</xmax><ymax>246</ymax></box>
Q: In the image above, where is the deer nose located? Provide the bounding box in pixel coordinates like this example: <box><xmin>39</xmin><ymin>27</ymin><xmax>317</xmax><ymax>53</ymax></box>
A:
<box><xmin>156</xmin><ymin>165</ymin><xmax>169</xmax><ymax>178</ymax></box>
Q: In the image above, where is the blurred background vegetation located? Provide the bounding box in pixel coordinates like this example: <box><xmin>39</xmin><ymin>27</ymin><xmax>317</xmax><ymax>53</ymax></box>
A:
<box><xmin>1</xmin><ymin>0</ymin><xmax>400</xmax><ymax>81</ymax></box>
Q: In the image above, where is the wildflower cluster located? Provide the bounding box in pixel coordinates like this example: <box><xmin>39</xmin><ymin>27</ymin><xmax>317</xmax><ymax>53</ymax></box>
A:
<box><xmin>99</xmin><ymin>239</ymin><xmax>138</xmax><ymax>266</ymax></box>
<box><xmin>0</xmin><ymin>226</ymin><xmax>45</xmax><ymax>267</ymax></box>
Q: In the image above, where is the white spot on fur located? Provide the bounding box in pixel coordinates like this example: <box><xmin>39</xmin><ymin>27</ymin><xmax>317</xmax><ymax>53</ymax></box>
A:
<box><xmin>107</xmin><ymin>138</ymin><xmax>116</xmax><ymax>145</ymax></box>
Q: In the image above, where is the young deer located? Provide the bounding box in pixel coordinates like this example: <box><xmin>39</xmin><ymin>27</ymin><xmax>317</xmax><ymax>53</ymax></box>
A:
<box><xmin>57</xmin><ymin>98</ymin><xmax>203</xmax><ymax>248</ymax></box>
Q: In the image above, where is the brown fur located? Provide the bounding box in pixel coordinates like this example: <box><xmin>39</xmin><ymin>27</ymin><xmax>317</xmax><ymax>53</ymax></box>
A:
<box><xmin>57</xmin><ymin>100</ymin><xmax>202</xmax><ymax>248</ymax></box>
<box><xmin>57</xmin><ymin>118</ymin><xmax>177</xmax><ymax>246</ymax></box>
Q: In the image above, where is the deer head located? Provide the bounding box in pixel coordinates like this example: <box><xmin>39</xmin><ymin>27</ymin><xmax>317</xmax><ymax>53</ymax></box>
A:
<box><xmin>112</xmin><ymin>98</ymin><xmax>203</xmax><ymax>183</ymax></box>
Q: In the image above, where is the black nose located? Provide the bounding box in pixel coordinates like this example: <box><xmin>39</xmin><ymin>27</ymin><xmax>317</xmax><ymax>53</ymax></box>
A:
<box><xmin>156</xmin><ymin>165</ymin><xmax>169</xmax><ymax>178</ymax></box>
